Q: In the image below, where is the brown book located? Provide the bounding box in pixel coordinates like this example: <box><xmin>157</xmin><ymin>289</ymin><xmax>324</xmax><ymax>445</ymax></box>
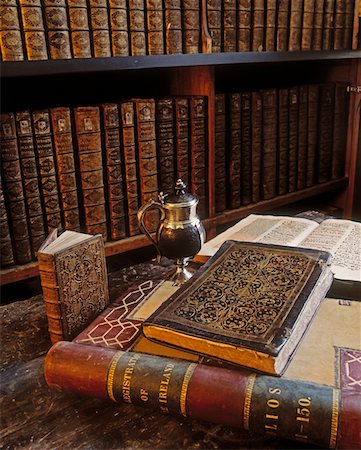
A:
<box><xmin>261</xmin><ymin>88</ymin><xmax>277</xmax><ymax>200</ymax></box>
<box><xmin>223</xmin><ymin>0</ymin><xmax>237</xmax><ymax>51</ymax></box>
<box><xmin>288</xmin><ymin>86</ymin><xmax>298</xmax><ymax>193</ymax></box>
<box><xmin>129</xmin><ymin>0</ymin><xmax>146</xmax><ymax>55</ymax></box>
<box><xmin>240</xmin><ymin>92</ymin><xmax>251</xmax><ymax>205</ymax></box>
<box><xmin>237</xmin><ymin>0</ymin><xmax>251</xmax><ymax>51</ymax></box>
<box><xmin>333</xmin><ymin>0</ymin><xmax>346</xmax><ymax>50</ymax></box>
<box><xmin>288</xmin><ymin>0</ymin><xmax>302</xmax><ymax>51</ymax></box>
<box><xmin>50</xmin><ymin>107</ymin><xmax>80</xmax><ymax>232</ymax></box>
<box><xmin>301</xmin><ymin>0</ymin><xmax>315</xmax><ymax>51</ymax></box>
<box><xmin>0</xmin><ymin>175</ymin><xmax>15</xmax><ymax>267</ymax></box>
<box><xmin>207</xmin><ymin>0</ymin><xmax>221</xmax><ymax>52</ymax></box>
<box><xmin>156</xmin><ymin>98</ymin><xmax>175</xmax><ymax>193</ymax></box>
<box><xmin>306</xmin><ymin>84</ymin><xmax>319</xmax><ymax>188</ymax></box>
<box><xmin>264</xmin><ymin>0</ymin><xmax>276</xmax><ymax>51</ymax></box>
<box><xmin>108</xmin><ymin>0</ymin><xmax>129</xmax><ymax>56</ymax></box>
<box><xmin>119</xmin><ymin>101</ymin><xmax>139</xmax><ymax>236</ymax></box>
<box><xmin>251</xmin><ymin>90</ymin><xmax>262</xmax><ymax>203</ymax></box>
<box><xmin>19</xmin><ymin>0</ymin><xmax>48</xmax><ymax>60</ymax></box>
<box><xmin>15</xmin><ymin>111</ymin><xmax>46</xmax><ymax>255</ymax></box>
<box><xmin>73</xmin><ymin>106</ymin><xmax>108</xmax><ymax>239</ymax></box>
<box><xmin>317</xmin><ymin>83</ymin><xmax>335</xmax><ymax>184</ymax></box>
<box><xmin>252</xmin><ymin>0</ymin><xmax>264</xmax><ymax>52</ymax></box>
<box><xmin>174</xmin><ymin>97</ymin><xmax>190</xmax><ymax>185</ymax></box>
<box><xmin>32</xmin><ymin>110</ymin><xmax>63</xmax><ymax>232</ymax></box>
<box><xmin>146</xmin><ymin>0</ymin><xmax>164</xmax><ymax>55</ymax></box>
<box><xmin>0</xmin><ymin>112</ymin><xmax>32</xmax><ymax>264</ymax></box>
<box><xmin>88</xmin><ymin>0</ymin><xmax>111</xmax><ymax>57</ymax></box>
<box><xmin>37</xmin><ymin>230</ymin><xmax>109</xmax><ymax>344</ymax></box>
<box><xmin>227</xmin><ymin>93</ymin><xmax>241</xmax><ymax>209</ymax></box>
<box><xmin>143</xmin><ymin>240</ymin><xmax>333</xmax><ymax>375</ymax></box>
<box><xmin>331</xmin><ymin>83</ymin><xmax>348</xmax><ymax>180</ymax></box>
<box><xmin>276</xmin><ymin>0</ymin><xmax>289</xmax><ymax>51</ymax></box>
<box><xmin>182</xmin><ymin>0</ymin><xmax>200</xmax><ymax>53</ymax></box>
<box><xmin>164</xmin><ymin>0</ymin><xmax>182</xmax><ymax>54</ymax></box>
<box><xmin>343</xmin><ymin>0</ymin><xmax>355</xmax><ymax>49</ymax></box>
<box><xmin>42</xmin><ymin>0</ymin><xmax>71</xmax><ymax>59</ymax></box>
<box><xmin>101</xmin><ymin>103</ymin><xmax>126</xmax><ymax>241</ymax></box>
<box><xmin>214</xmin><ymin>94</ymin><xmax>226</xmax><ymax>213</ymax></box>
<box><xmin>277</xmin><ymin>88</ymin><xmax>289</xmax><ymax>196</ymax></box>
<box><xmin>0</xmin><ymin>0</ymin><xmax>24</xmax><ymax>61</ymax></box>
<box><xmin>296</xmin><ymin>86</ymin><xmax>308</xmax><ymax>191</ymax></box>
<box><xmin>322</xmin><ymin>0</ymin><xmax>335</xmax><ymax>50</ymax></box>
<box><xmin>311</xmin><ymin>0</ymin><xmax>324</xmax><ymax>50</ymax></box>
<box><xmin>67</xmin><ymin>0</ymin><xmax>92</xmax><ymax>58</ymax></box>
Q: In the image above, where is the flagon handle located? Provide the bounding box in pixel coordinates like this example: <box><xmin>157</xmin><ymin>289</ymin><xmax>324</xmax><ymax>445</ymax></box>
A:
<box><xmin>137</xmin><ymin>199</ymin><xmax>165</xmax><ymax>261</ymax></box>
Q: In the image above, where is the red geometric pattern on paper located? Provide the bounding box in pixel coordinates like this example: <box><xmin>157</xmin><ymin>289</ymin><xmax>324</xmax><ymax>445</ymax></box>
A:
<box><xmin>338</xmin><ymin>348</ymin><xmax>361</xmax><ymax>391</ymax></box>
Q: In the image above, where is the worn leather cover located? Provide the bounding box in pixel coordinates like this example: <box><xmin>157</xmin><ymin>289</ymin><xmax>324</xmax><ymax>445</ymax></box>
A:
<box><xmin>214</xmin><ymin>94</ymin><xmax>226</xmax><ymax>213</ymax></box>
<box><xmin>19</xmin><ymin>0</ymin><xmax>48</xmax><ymax>60</ymax></box>
<box><xmin>227</xmin><ymin>93</ymin><xmax>241</xmax><ymax>209</ymax></box>
<box><xmin>43</xmin><ymin>0</ymin><xmax>71</xmax><ymax>59</ymax></box>
<box><xmin>306</xmin><ymin>84</ymin><xmax>319</xmax><ymax>187</ymax></box>
<box><xmin>156</xmin><ymin>98</ymin><xmax>175</xmax><ymax>193</ymax></box>
<box><xmin>67</xmin><ymin>0</ymin><xmax>92</xmax><ymax>58</ymax></box>
<box><xmin>108</xmin><ymin>0</ymin><xmax>129</xmax><ymax>56</ymax></box>
<box><xmin>241</xmin><ymin>92</ymin><xmax>251</xmax><ymax>205</ymax></box>
<box><xmin>277</xmin><ymin>88</ymin><xmax>289</xmax><ymax>195</ymax></box>
<box><xmin>88</xmin><ymin>0</ymin><xmax>111</xmax><ymax>57</ymax></box>
<box><xmin>261</xmin><ymin>88</ymin><xmax>277</xmax><ymax>200</ymax></box>
<box><xmin>146</xmin><ymin>0</ymin><xmax>164</xmax><ymax>55</ymax></box>
<box><xmin>0</xmin><ymin>1</ymin><xmax>24</xmax><ymax>61</ymax></box>
<box><xmin>331</xmin><ymin>84</ymin><xmax>348</xmax><ymax>180</ymax></box>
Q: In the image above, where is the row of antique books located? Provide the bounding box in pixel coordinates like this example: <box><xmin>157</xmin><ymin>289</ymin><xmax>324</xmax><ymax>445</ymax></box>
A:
<box><xmin>0</xmin><ymin>0</ymin><xmax>357</xmax><ymax>62</ymax></box>
<box><xmin>0</xmin><ymin>95</ymin><xmax>208</xmax><ymax>267</ymax></box>
<box><xmin>214</xmin><ymin>82</ymin><xmax>349</xmax><ymax>213</ymax></box>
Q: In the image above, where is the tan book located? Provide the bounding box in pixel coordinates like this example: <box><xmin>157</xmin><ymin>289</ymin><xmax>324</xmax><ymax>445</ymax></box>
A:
<box><xmin>67</xmin><ymin>0</ymin><xmax>92</xmax><ymax>58</ymax></box>
<box><xmin>288</xmin><ymin>0</ymin><xmax>302</xmax><ymax>51</ymax></box>
<box><xmin>252</xmin><ymin>0</ymin><xmax>264</xmax><ymax>52</ymax></box>
<box><xmin>129</xmin><ymin>0</ymin><xmax>146</xmax><ymax>55</ymax></box>
<box><xmin>237</xmin><ymin>0</ymin><xmax>251</xmax><ymax>51</ymax></box>
<box><xmin>223</xmin><ymin>0</ymin><xmax>236</xmax><ymax>51</ymax></box>
<box><xmin>164</xmin><ymin>0</ymin><xmax>182</xmax><ymax>54</ymax></box>
<box><xmin>108</xmin><ymin>0</ymin><xmax>129</xmax><ymax>56</ymax></box>
<box><xmin>37</xmin><ymin>230</ymin><xmax>109</xmax><ymax>344</ymax></box>
<box><xmin>311</xmin><ymin>0</ymin><xmax>324</xmax><ymax>50</ymax></box>
<box><xmin>146</xmin><ymin>0</ymin><xmax>164</xmax><ymax>55</ymax></box>
<box><xmin>182</xmin><ymin>0</ymin><xmax>200</xmax><ymax>53</ymax></box>
<box><xmin>43</xmin><ymin>0</ymin><xmax>71</xmax><ymax>59</ymax></box>
<box><xmin>301</xmin><ymin>0</ymin><xmax>315</xmax><ymax>50</ymax></box>
<box><xmin>88</xmin><ymin>0</ymin><xmax>111</xmax><ymax>57</ymax></box>
<box><xmin>0</xmin><ymin>0</ymin><xmax>24</xmax><ymax>61</ymax></box>
<box><xmin>19</xmin><ymin>0</ymin><xmax>48</xmax><ymax>60</ymax></box>
<box><xmin>276</xmin><ymin>0</ymin><xmax>290</xmax><ymax>51</ymax></box>
<box><xmin>264</xmin><ymin>0</ymin><xmax>276</xmax><ymax>51</ymax></box>
<box><xmin>206</xmin><ymin>0</ymin><xmax>221</xmax><ymax>52</ymax></box>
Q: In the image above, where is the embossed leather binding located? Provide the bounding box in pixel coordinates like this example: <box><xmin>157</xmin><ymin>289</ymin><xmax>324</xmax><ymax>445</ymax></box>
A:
<box><xmin>297</xmin><ymin>85</ymin><xmax>308</xmax><ymax>191</ymax></box>
<box><xmin>146</xmin><ymin>0</ymin><xmax>164</xmax><ymax>55</ymax></box>
<box><xmin>343</xmin><ymin>0</ymin><xmax>355</xmax><ymax>49</ymax></box>
<box><xmin>317</xmin><ymin>83</ymin><xmax>335</xmax><ymax>184</ymax></box>
<box><xmin>38</xmin><ymin>230</ymin><xmax>109</xmax><ymax>344</ymax></box>
<box><xmin>88</xmin><ymin>0</ymin><xmax>111</xmax><ymax>57</ymax></box>
<box><xmin>227</xmin><ymin>93</ymin><xmax>241</xmax><ymax>209</ymax></box>
<box><xmin>288</xmin><ymin>86</ymin><xmax>298</xmax><ymax>193</ymax></box>
<box><xmin>207</xmin><ymin>0</ymin><xmax>221</xmax><ymax>52</ymax></box>
<box><xmin>252</xmin><ymin>0</ymin><xmax>264</xmax><ymax>52</ymax></box>
<box><xmin>223</xmin><ymin>0</ymin><xmax>236</xmax><ymax>52</ymax></box>
<box><xmin>43</xmin><ymin>0</ymin><xmax>71</xmax><ymax>59</ymax></box>
<box><xmin>311</xmin><ymin>0</ymin><xmax>324</xmax><ymax>50</ymax></box>
<box><xmin>182</xmin><ymin>0</ymin><xmax>200</xmax><ymax>53</ymax></box>
<box><xmin>19</xmin><ymin>0</ymin><xmax>48</xmax><ymax>60</ymax></box>
<box><xmin>251</xmin><ymin>90</ymin><xmax>262</xmax><ymax>203</ymax></box>
<box><xmin>214</xmin><ymin>94</ymin><xmax>226</xmax><ymax>213</ymax></box>
<box><xmin>237</xmin><ymin>0</ymin><xmax>251</xmax><ymax>51</ymax></box>
<box><xmin>175</xmin><ymin>97</ymin><xmax>190</xmax><ymax>185</ymax></box>
<box><xmin>129</xmin><ymin>0</ymin><xmax>146</xmax><ymax>55</ymax></box>
<box><xmin>264</xmin><ymin>0</ymin><xmax>276</xmax><ymax>51</ymax></box>
<box><xmin>143</xmin><ymin>240</ymin><xmax>333</xmax><ymax>375</ymax></box>
<box><xmin>277</xmin><ymin>88</ymin><xmax>289</xmax><ymax>195</ymax></box>
<box><xmin>109</xmin><ymin>0</ymin><xmax>129</xmax><ymax>56</ymax></box>
<box><xmin>0</xmin><ymin>1</ymin><xmax>24</xmax><ymax>61</ymax></box>
<box><xmin>0</xmin><ymin>176</ymin><xmax>15</xmax><ymax>267</ymax></box>
<box><xmin>67</xmin><ymin>0</ymin><xmax>92</xmax><ymax>58</ymax></box>
<box><xmin>164</xmin><ymin>0</ymin><xmax>182</xmax><ymax>54</ymax></box>
<box><xmin>276</xmin><ymin>0</ymin><xmax>289</xmax><ymax>51</ymax></box>
<box><xmin>288</xmin><ymin>0</ymin><xmax>302</xmax><ymax>51</ymax></box>
<box><xmin>156</xmin><ymin>98</ymin><xmax>175</xmax><ymax>192</ymax></box>
<box><xmin>261</xmin><ymin>88</ymin><xmax>277</xmax><ymax>200</ymax></box>
<box><xmin>241</xmin><ymin>92</ymin><xmax>251</xmax><ymax>205</ymax></box>
<box><xmin>331</xmin><ymin>84</ymin><xmax>348</xmax><ymax>180</ymax></box>
<box><xmin>301</xmin><ymin>0</ymin><xmax>315</xmax><ymax>50</ymax></box>
<box><xmin>306</xmin><ymin>84</ymin><xmax>319</xmax><ymax>187</ymax></box>
<box><xmin>322</xmin><ymin>0</ymin><xmax>335</xmax><ymax>50</ymax></box>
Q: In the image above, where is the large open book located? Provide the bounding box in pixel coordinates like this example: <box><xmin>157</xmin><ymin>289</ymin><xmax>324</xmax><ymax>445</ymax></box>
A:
<box><xmin>200</xmin><ymin>214</ymin><xmax>361</xmax><ymax>282</ymax></box>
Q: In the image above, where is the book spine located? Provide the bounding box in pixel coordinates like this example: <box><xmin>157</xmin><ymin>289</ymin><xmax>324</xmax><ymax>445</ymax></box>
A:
<box><xmin>50</xmin><ymin>107</ymin><xmax>80</xmax><ymax>231</ymax></box>
<box><xmin>0</xmin><ymin>175</ymin><xmax>15</xmax><ymax>267</ymax></box>
<box><xmin>88</xmin><ymin>0</ymin><xmax>111</xmax><ymax>57</ymax></box>
<box><xmin>214</xmin><ymin>93</ymin><xmax>226</xmax><ymax>213</ymax></box>
<box><xmin>277</xmin><ymin>88</ymin><xmax>289</xmax><ymax>196</ymax></box>
<box><xmin>227</xmin><ymin>93</ymin><xmax>241</xmax><ymax>210</ymax></box>
<box><xmin>296</xmin><ymin>86</ymin><xmax>308</xmax><ymax>191</ymax></box>
<box><xmin>73</xmin><ymin>106</ymin><xmax>108</xmax><ymax>239</ymax></box>
<box><xmin>251</xmin><ymin>90</ymin><xmax>262</xmax><ymax>203</ymax></box>
<box><xmin>343</xmin><ymin>0</ymin><xmax>355</xmax><ymax>49</ymax></box>
<box><xmin>237</xmin><ymin>0</ymin><xmax>251</xmax><ymax>51</ymax></box>
<box><xmin>174</xmin><ymin>97</ymin><xmax>190</xmax><ymax>186</ymax></box>
<box><xmin>317</xmin><ymin>84</ymin><xmax>335</xmax><ymax>184</ymax></box>
<box><xmin>145</xmin><ymin>0</ymin><xmax>164</xmax><ymax>55</ymax></box>
<box><xmin>288</xmin><ymin>0</ymin><xmax>302</xmax><ymax>51</ymax></box>
<box><xmin>206</xmin><ymin>0</ymin><xmax>221</xmax><ymax>52</ymax></box>
<box><xmin>101</xmin><ymin>103</ymin><xmax>127</xmax><ymax>241</ymax></box>
<box><xmin>322</xmin><ymin>0</ymin><xmax>335</xmax><ymax>50</ymax></box>
<box><xmin>261</xmin><ymin>89</ymin><xmax>277</xmax><ymax>200</ymax></box>
<box><xmin>164</xmin><ymin>0</ymin><xmax>182</xmax><ymax>54</ymax></box>
<box><xmin>42</xmin><ymin>0</ymin><xmax>72</xmax><ymax>59</ymax></box>
<box><xmin>0</xmin><ymin>0</ymin><xmax>25</xmax><ymax>61</ymax></box>
<box><xmin>331</xmin><ymin>84</ymin><xmax>348</xmax><ymax>180</ymax></box>
<box><xmin>119</xmin><ymin>101</ymin><xmax>139</xmax><ymax>236</ymax></box>
<box><xmin>190</xmin><ymin>96</ymin><xmax>208</xmax><ymax>219</ymax></box>
<box><xmin>128</xmin><ymin>0</ymin><xmax>146</xmax><ymax>55</ymax></box>
<box><xmin>19</xmin><ymin>0</ymin><xmax>48</xmax><ymax>60</ymax></box>
<box><xmin>333</xmin><ymin>0</ymin><xmax>346</xmax><ymax>50</ymax></box>
<box><xmin>252</xmin><ymin>0</ymin><xmax>264</xmax><ymax>52</ymax></box>
<box><xmin>288</xmin><ymin>86</ymin><xmax>298</xmax><ymax>193</ymax></box>
<box><xmin>306</xmin><ymin>84</ymin><xmax>319</xmax><ymax>188</ymax></box>
<box><xmin>301</xmin><ymin>0</ymin><xmax>315</xmax><ymax>51</ymax></box>
<box><xmin>223</xmin><ymin>0</ymin><xmax>236</xmax><ymax>52</ymax></box>
<box><xmin>32</xmin><ymin>109</ymin><xmax>62</xmax><ymax>232</ymax></box>
<box><xmin>46</xmin><ymin>341</ymin><xmax>360</xmax><ymax>450</ymax></box>
<box><xmin>311</xmin><ymin>0</ymin><xmax>324</xmax><ymax>50</ymax></box>
<box><xmin>15</xmin><ymin>110</ymin><xmax>47</xmax><ymax>255</ymax></box>
<box><xmin>108</xmin><ymin>0</ymin><xmax>129</xmax><ymax>56</ymax></box>
<box><xmin>240</xmin><ymin>91</ymin><xmax>251</xmax><ymax>205</ymax></box>
<box><xmin>276</xmin><ymin>0</ymin><xmax>289</xmax><ymax>51</ymax></box>
<box><xmin>156</xmin><ymin>98</ymin><xmax>175</xmax><ymax>193</ymax></box>
<box><xmin>182</xmin><ymin>0</ymin><xmax>200</xmax><ymax>53</ymax></box>
<box><xmin>67</xmin><ymin>0</ymin><xmax>92</xmax><ymax>58</ymax></box>
<box><xmin>264</xmin><ymin>0</ymin><xmax>276</xmax><ymax>51</ymax></box>
<box><xmin>0</xmin><ymin>112</ymin><xmax>32</xmax><ymax>264</ymax></box>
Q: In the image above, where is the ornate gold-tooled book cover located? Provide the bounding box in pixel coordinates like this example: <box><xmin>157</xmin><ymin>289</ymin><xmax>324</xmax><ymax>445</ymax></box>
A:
<box><xmin>143</xmin><ymin>240</ymin><xmax>333</xmax><ymax>375</ymax></box>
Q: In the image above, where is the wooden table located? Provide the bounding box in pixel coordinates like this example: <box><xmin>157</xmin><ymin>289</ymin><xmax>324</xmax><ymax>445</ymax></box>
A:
<box><xmin>0</xmin><ymin>259</ymin><xmax>321</xmax><ymax>449</ymax></box>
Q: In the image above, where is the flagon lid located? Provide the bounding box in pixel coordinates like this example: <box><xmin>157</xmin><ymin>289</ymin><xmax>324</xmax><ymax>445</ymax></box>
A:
<box><xmin>162</xmin><ymin>179</ymin><xmax>198</xmax><ymax>208</ymax></box>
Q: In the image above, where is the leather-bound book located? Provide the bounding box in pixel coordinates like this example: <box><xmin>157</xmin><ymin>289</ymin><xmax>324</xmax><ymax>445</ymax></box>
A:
<box><xmin>223</xmin><ymin>0</ymin><xmax>237</xmax><ymax>51</ymax></box>
<box><xmin>32</xmin><ymin>110</ymin><xmax>63</xmax><ymax>232</ymax></box>
<box><xmin>15</xmin><ymin>111</ymin><xmax>46</xmax><ymax>255</ymax></box>
<box><xmin>0</xmin><ymin>176</ymin><xmax>15</xmax><ymax>267</ymax></box>
<box><xmin>237</xmin><ymin>0</ymin><xmax>251</xmax><ymax>51</ymax></box>
<box><xmin>288</xmin><ymin>86</ymin><xmax>298</xmax><ymax>193</ymax></box>
<box><xmin>333</xmin><ymin>0</ymin><xmax>346</xmax><ymax>50</ymax></box>
<box><xmin>252</xmin><ymin>0</ymin><xmax>264</xmax><ymax>52</ymax></box>
<box><xmin>19</xmin><ymin>0</ymin><xmax>48</xmax><ymax>60</ymax></box>
<box><xmin>240</xmin><ymin>92</ymin><xmax>251</xmax><ymax>205</ymax></box>
<box><xmin>214</xmin><ymin>94</ymin><xmax>226</xmax><ymax>213</ymax></box>
<box><xmin>66</xmin><ymin>0</ymin><xmax>92</xmax><ymax>58</ymax></box>
<box><xmin>264</xmin><ymin>0</ymin><xmax>276</xmax><ymax>51</ymax></box>
<box><xmin>251</xmin><ymin>91</ymin><xmax>262</xmax><ymax>203</ymax></box>
<box><xmin>301</xmin><ymin>0</ymin><xmax>315</xmax><ymax>51</ymax></box>
<box><xmin>174</xmin><ymin>97</ymin><xmax>190</xmax><ymax>186</ymax></box>
<box><xmin>317</xmin><ymin>83</ymin><xmax>335</xmax><ymax>184</ymax></box>
<box><xmin>276</xmin><ymin>0</ymin><xmax>289</xmax><ymax>51</ymax></box>
<box><xmin>0</xmin><ymin>0</ymin><xmax>24</xmax><ymax>61</ymax></box>
<box><xmin>311</xmin><ymin>0</ymin><xmax>324</xmax><ymax>50</ymax></box>
<box><xmin>129</xmin><ymin>0</ymin><xmax>146</xmax><ymax>55</ymax></box>
<box><xmin>182</xmin><ymin>0</ymin><xmax>200</xmax><ymax>53</ymax></box>
<box><xmin>207</xmin><ymin>0</ymin><xmax>221</xmax><ymax>52</ymax></box>
<box><xmin>42</xmin><ymin>0</ymin><xmax>71</xmax><ymax>59</ymax></box>
<box><xmin>119</xmin><ymin>101</ymin><xmax>139</xmax><ymax>236</ymax></box>
<box><xmin>288</xmin><ymin>0</ymin><xmax>302</xmax><ymax>51</ymax></box>
<box><xmin>50</xmin><ymin>107</ymin><xmax>80</xmax><ymax>232</ymax></box>
<box><xmin>296</xmin><ymin>85</ymin><xmax>308</xmax><ymax>191</ymax></box>
<box><xmin>88</xmin><ymin>0</ymin><xmax>111</xmax><ymax>57</ymax></box>
<box><xmin>306</xmin><ymin>84</ymin><xmax>319</xmax><ymax>188</ymax></box>
<box><xmin>322</xmin><ymin>0</ymin><xmax>335</xmax><ymax>50</ymax></box>
<box><xmin>277</xmin><ymin>88</ymin><xmax>289</xmax><ymax>196</ymax></box>
<box><xmin>156</xmin><ymin>98</ymin><xmax>175</xmax><ymax>193</ymax></box>
<box><xmin>331</xmin><ymin>83</ymin><xmax>348</xmax><ymax>180</ymax></box>
<box><xmin>164</xmin><ymin>0</ymin><xmax>182</xmax><ymax>54</ymax></box>
<box><xmin>0</xmin><ymin>112</ymin><xmax>32</xmax><ymax>264</ymax></box>
<box><xmin>343</xmin><ymin>0</ymin><xmax>355</xmax><ymax>49</ymax></box>
<box><xmin>38</xmin><ymin>230</ymin><xmax>109</xmax><ymax>344</ymax></box>
<box><xmin>108</xmin><ymin>0</ymin><xmax>129</xmax><ymax>56</ymax></box>
<box><xmin>143</xmin><ymin>240</ymin><xmax>333</xmax><ymax>375</ymax></box>
<box><xmin>261</xmin><ymin>88</ymin><xmax>277</xmax><ymax>200</ymax></box>
<box><xmin>146</xmin><ymin>0</ymin><xmax>164</xmax><ymax>55</ymax></box>
<box><xmin>227</xmin><ymin>93</ymin><xmax>241</xmax><ymax>210</ymax></box>
<box><xmin>101</xmin><ymin>104</ymin><xmax>126</xmax><ymax>241</ymax></box>
<box><xmin>73</xmin><ymin>106</ymin><xmax>108</xmax><ymax>239</ymax></box>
